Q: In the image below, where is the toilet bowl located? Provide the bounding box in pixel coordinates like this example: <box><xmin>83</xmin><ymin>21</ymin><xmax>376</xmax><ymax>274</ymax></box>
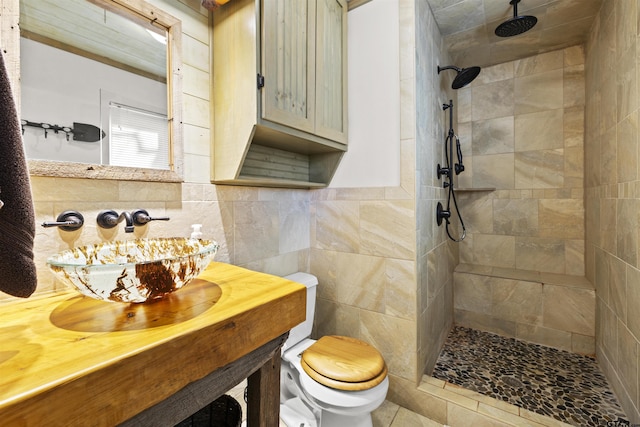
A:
<box><xmin>280</xmin><ymin>273</ymin><xmax>389</xmax><ymax>427</ymax></box>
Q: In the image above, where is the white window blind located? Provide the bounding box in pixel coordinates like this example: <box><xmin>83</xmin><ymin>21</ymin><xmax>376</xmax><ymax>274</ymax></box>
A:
<box><xmin>108</xmin><ymin>102</ymin><xmax>170</xmax><ymax>170</ymax></box>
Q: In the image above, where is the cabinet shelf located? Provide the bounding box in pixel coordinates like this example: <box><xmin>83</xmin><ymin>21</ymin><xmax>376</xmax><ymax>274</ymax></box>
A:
<box><xmin>211</xmin><ymin>0</ymin><xmax>347</xmax><ymax>189</ymax></box>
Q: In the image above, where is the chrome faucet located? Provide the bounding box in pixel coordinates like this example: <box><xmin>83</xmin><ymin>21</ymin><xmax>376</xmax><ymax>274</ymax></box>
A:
<box><xmin>97</xmin><ymin>210</ymin><xmax>135</xmax><ymax>233</ymax></box>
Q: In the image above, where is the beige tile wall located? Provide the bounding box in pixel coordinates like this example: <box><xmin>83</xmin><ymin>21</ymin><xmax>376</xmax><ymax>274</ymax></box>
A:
<box><xmin>585</xmin><ymin>0</ymin><xmax>640</xmax><ymax>422</ymax></box>
<box><xmin>416</xmin><ymin>0</ymin><xmax>458</xmax><ymax>377</ymax></box>
<box><xmin>455</xmin><ymin>47</ymin><xmax>586</xmax><ymax>277</ymax></box>
<box><xmin>310</xmin><ymin>0</ymin><xmax>458</xmax><ymax>390</ymax></box>
<box><xmin>453</xmin><ymin>265</ymin><xmax>595</xmax><ymax>354</ymax></box>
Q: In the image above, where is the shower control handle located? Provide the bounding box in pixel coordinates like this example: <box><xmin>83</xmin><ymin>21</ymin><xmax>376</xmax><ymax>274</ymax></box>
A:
<box><xmin>436</xmin><ymin>202</ymin><xmax>451</xmax><ymax>226</ymax></box>
<box><xmin>437</xmin><ymin>164</ymin><xmax>451</xmax><ymax>180</ymax></box>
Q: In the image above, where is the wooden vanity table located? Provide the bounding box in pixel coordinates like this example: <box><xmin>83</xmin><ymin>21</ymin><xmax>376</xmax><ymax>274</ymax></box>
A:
<box><xmin>0</xmin><ymin>262</ymin><xmax>306</xmax><ymax>426</ymax></box>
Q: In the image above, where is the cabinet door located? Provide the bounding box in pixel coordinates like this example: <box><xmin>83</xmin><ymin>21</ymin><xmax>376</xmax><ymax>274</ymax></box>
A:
<box><xmin>315</xmin><ymin>0</ymin><xmax>347</xmax><ymax>144</ymax></box>
<box><xmin>262</xmin><ymin>0</ymin><xmax>316</xmax><ymax>134</ymax></box>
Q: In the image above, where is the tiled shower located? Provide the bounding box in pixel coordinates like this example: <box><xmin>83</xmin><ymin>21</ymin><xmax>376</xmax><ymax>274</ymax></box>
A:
<box><xmin>429</xmin><ymin>0</ymin><xmax>640</xmax><ymax>423</ymax></box>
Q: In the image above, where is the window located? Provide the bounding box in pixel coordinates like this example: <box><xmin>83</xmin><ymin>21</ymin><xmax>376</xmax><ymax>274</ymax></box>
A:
<box><xmin>108</xmin><ymin>102</ymin><xmax>169</xmax><ymax>170</ymax></box>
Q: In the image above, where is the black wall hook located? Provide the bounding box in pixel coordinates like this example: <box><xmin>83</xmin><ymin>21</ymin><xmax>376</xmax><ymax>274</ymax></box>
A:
<box><xmin>21</xmin><ymin>119</ymin><xmax>105</xmax><ymax>142</ymax></box>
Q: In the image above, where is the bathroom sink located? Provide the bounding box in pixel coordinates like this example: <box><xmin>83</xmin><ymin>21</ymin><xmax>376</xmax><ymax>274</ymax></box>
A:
<box><xmin>47</xmin><ymin>238</ymin><xmax>219</xmax><ymax>303</ymax></box>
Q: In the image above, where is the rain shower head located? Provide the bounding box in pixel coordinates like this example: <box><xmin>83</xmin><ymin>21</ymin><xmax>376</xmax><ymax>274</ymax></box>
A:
<box><xmin>437</xmin><ymin>65</ymin><xmax>481</xmax><ymax>89</ymax></box>
<box><xmin>495</xmin><ymin>0</ymin><xmax>538</xmax><ymax>37</ymax></box>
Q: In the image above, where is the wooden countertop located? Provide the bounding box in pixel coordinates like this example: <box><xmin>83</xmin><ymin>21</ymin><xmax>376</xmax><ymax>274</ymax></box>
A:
<box><xmin>0</xmin><ymin>262</ymin><xmax>306</xmax><ymax>426</ymax></box>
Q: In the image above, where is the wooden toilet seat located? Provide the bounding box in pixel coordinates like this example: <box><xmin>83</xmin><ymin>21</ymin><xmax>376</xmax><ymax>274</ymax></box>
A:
<box><xmin>300</xmin><ymin>335</ymin><xmax>387</xmax><ymax>391</ymax></box>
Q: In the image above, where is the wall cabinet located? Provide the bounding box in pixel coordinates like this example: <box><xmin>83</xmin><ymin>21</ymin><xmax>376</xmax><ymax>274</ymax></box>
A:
<box><xmin>212</xmin><ymin>0</ymin><xmax>347</xmax><ymax>188</ymax></box>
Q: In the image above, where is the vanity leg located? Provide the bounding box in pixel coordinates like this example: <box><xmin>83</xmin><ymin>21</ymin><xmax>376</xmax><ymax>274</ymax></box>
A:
<box><xmin>247</xmin><ymin>351</ymin><xmax>281</xmax><ymax>426</ymax></box>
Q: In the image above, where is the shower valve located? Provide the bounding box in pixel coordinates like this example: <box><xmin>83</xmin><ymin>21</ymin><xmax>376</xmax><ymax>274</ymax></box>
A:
<box><xmin>436</xmin><ymin>202</ymin><xmax>451</xmax><ymax>226</ymax></box>
<box><xmin>437</xmin><ymin>164</ymin><xmax>451</xmax><ymax>180</ymax></box>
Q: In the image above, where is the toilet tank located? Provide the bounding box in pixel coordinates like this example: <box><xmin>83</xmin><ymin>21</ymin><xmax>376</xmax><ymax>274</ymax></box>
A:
<box><xmin>283</xmin><ymin>272</ymin><xmax>318</xmax><ymax>350</ymax></box>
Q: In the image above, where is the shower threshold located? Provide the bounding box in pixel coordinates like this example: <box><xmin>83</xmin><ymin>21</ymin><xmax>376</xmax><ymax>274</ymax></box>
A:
<box><xmin>431</xmin><ymin>326</ymin><xmax>629</xmax><ymax>426</ymax></box>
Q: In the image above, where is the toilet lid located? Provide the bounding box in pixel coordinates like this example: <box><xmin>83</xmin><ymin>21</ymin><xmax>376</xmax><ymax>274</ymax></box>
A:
<box><xmin>300</xmin><ymin>335</ymin><xmax>387</xmax><ymax>391</ymax></box>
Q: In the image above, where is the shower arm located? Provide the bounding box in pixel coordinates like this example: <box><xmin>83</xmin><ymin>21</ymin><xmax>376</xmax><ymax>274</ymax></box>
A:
<box><xmin>511</xmin><ymin>0</ymin><xmax>521</xmax><ymax>17</ymax></box>
<box><xmin>438</xmin><ymin>65</ymin><xmax>461</xmax><ymax>74</ymax></box>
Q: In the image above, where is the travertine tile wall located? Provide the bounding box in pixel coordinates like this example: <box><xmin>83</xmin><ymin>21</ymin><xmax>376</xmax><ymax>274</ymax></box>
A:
<box><xmin>585</xmin><ymin>0</ymin><xmax>640</xmax><ymax>422</ymax></box>
<box><xmin>454</xmin><ymin>47</ymin><xmax>586</xmax><ymax>277</ymax></box>
<box><xmin>454</xmin><ymin>265</ymin><xmax>595</xmax><ymax>354</ymax></box>
<box><xmin>311</xmin><ymin>0</ymin><xmax>457</xmax><ymax>392</ymax></box>
<box><xmin>416</xmin><ymin>0</ymin><xmax>457</xmax><ymax>377</ymax></box>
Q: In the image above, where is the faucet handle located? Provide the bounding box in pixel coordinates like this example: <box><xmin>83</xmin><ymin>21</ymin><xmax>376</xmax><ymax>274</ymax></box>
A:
<box><xmin>131</xmin><ymin>209</ymin><xmax>170</xmax><ymax>226</ymax></box>
<box><xmin>42</xmin><ymin>210</ymin><xmax>84</xmax><ymax>232</ymax></box>
<box><xmin>96</xmin><ymin>210</ymin><xmax>119</xmax><ymax>229</ymax></box>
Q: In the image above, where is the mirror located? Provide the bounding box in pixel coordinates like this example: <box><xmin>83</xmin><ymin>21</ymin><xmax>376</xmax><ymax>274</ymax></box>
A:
<box><xmin>19</xmin><ymin>0</ymin><xmax>183</xmax><ymax>182</ymax></box>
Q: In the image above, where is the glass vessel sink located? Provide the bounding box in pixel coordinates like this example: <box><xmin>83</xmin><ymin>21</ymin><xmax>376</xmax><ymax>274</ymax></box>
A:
<box><xmin>47</xmin><ymin>238</ymin><xmax>219</xmax><ymax>303</ymax></box>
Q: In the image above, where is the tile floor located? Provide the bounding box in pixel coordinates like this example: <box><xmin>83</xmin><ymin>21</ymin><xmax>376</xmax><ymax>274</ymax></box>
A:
<box><xmin>372</xmin><ymin>400</ymin><xmax>444</xmax><ymax>427</ymax></box>
<box><xmin>432</xmin><ymin>326</ymin><xmax>629</xmax><ymax>426</ymax></box>
<box><xmin>227</xmin><ymin>380</ymin><xmax>440</xmax><ymax>427</ymax></box>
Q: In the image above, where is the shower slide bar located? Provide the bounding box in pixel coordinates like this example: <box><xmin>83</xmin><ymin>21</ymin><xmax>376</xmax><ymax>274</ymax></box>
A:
<box><xmin>436</xmin><ymin>99</ymin><xmax>466</xmax><ymax>242</ymax></box>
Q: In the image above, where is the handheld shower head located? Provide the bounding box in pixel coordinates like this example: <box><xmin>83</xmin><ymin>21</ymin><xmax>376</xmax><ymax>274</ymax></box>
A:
<box><xmin>495</xmin><ymin>0</ymin><xmax>537</xmax><ymax>37</ymax></box>
<box><xmin>455</xmin><ymin>137</ymin><xmax>465</xmax><ymax>175</ymax></box>
<box><xmin>437</xmin><ymin>65</ymin><xmax>482</xmax><ymax>89</ymax></box>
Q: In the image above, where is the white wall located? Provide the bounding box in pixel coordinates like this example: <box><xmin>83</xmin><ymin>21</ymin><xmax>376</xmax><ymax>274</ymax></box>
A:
<box><xmin>21</xmin><ymin>38</ymin><xmax>166</xmax><ymax>164</ymax></box>
<box><xmin>330</xmin><ymin>0</ymin><xmax>400</xmax><ymax>188</ymax></box>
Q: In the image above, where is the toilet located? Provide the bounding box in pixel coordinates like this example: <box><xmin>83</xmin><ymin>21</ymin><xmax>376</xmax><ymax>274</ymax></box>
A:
<box><xmin>280</xmin><ymin>272</ymin><xmax>389</xmax><ymax>427</ymax></box>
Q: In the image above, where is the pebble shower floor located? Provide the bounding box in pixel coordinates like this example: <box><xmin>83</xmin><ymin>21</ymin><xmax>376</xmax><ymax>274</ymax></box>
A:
<box><xmin>432</xmin><ymin>326</ymin><xmax>629</xmax><ymax>426</ymax></box>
